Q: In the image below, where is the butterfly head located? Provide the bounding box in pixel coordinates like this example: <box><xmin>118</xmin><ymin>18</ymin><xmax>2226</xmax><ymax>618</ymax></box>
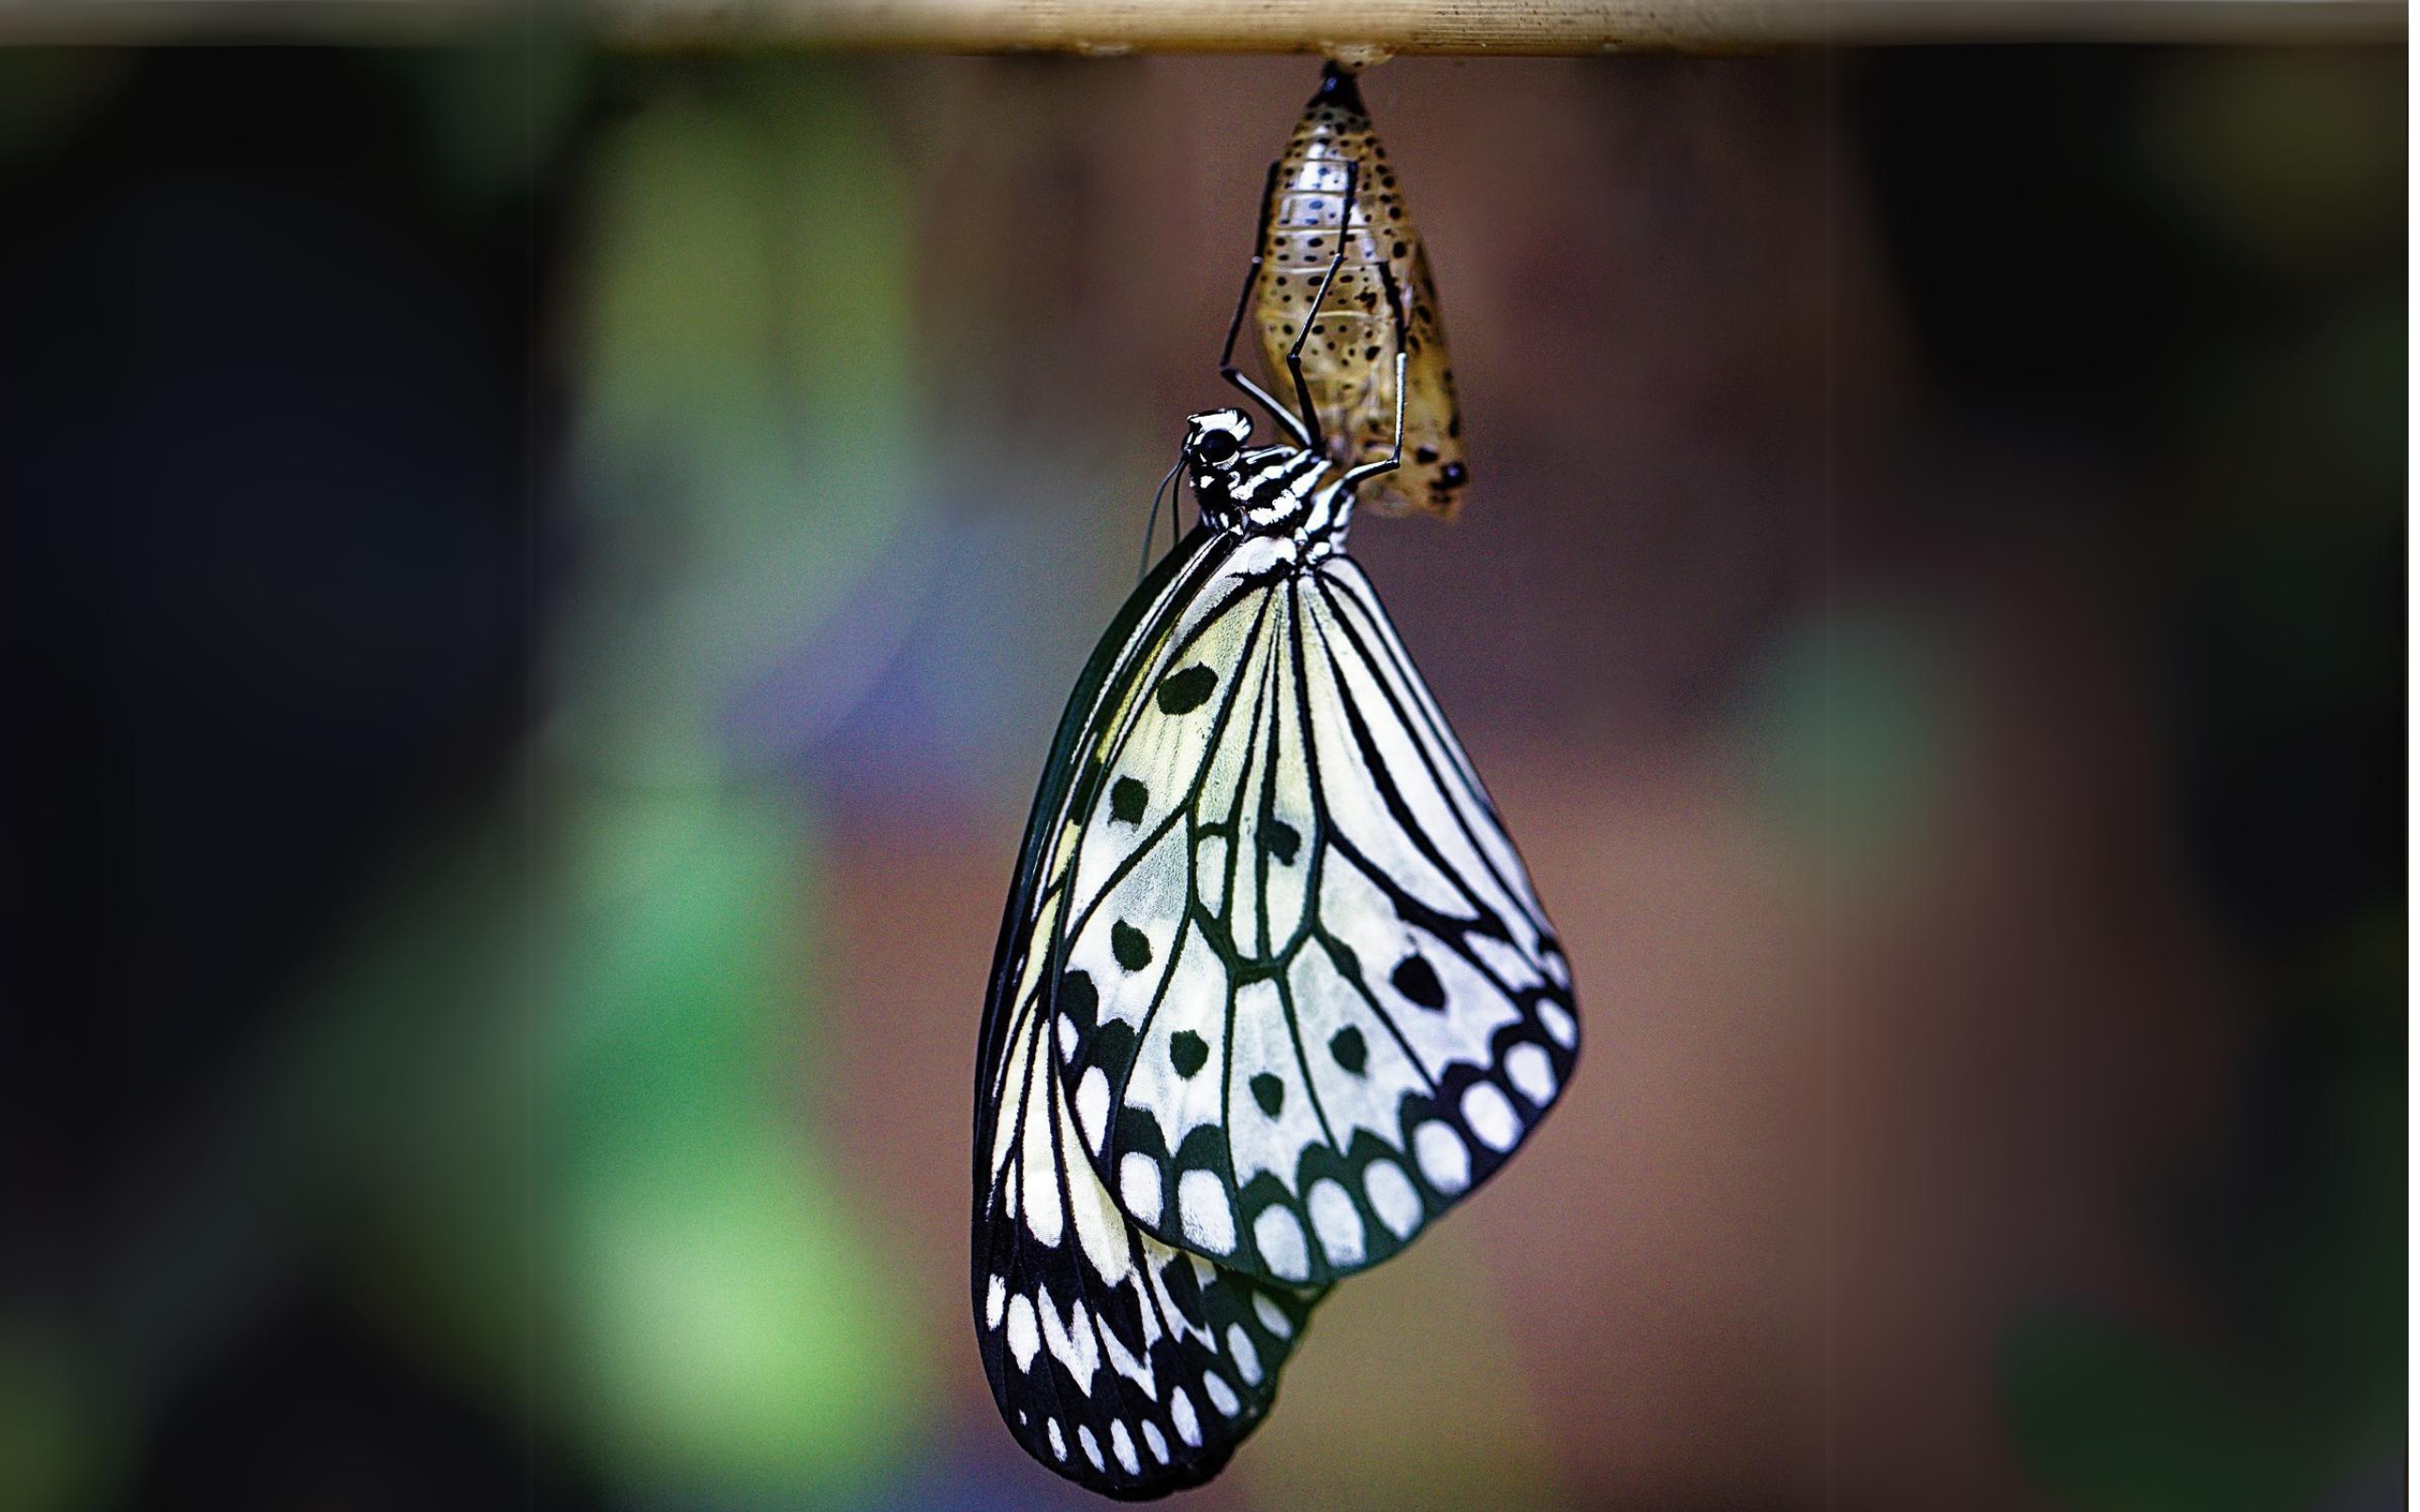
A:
<box><xmin>1180</xmin><ymin>408</ymin><xmax>1255</xmax><ymax>526</ymax></box>
<box><xmin>1182</xmin><ymin>408</ymin><xmax>1252</xmax><ymax>479</ymax></box>
<box><xmin>1182</xmin><ymin>408</ymin><xmax>1346</xmax><ymax>544</ymax></box>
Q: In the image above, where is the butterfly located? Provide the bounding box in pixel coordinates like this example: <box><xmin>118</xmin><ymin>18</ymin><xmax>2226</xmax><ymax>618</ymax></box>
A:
<box><xmin>1253</xmin><ymin>62</ymin><xmax>1470</xmax><ymax>521</ymax></box>
<box><xmin>973</xmin><ymin>150</ymin><xmax>1577</xmax><ymax>1501</ymax></box>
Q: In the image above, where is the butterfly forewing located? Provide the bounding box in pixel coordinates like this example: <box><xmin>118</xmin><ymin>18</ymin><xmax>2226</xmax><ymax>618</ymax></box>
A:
<box><xmin>1057</xmin><ymin>548</ymin><xmax>1578</xmax><ymax>1289</ymax></box>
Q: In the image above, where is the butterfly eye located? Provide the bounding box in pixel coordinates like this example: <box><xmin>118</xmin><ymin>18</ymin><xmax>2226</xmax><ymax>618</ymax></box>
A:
<box><xmin>1193</xmin><ymin>430</ymin><xmax>1239</xmax><ymax>466</ymax></box>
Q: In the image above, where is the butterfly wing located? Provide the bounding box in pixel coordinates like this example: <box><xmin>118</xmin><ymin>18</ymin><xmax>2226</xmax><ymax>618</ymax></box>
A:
<box><xmin>1060</xmin><ymin>545</ymin><xmax>1578</xmax><ymax>1288</ymax></box>
<box><xmin>974</xmin><ymin>527</ymin><xmax>1323</xmax><ymax>1498</ymax></box>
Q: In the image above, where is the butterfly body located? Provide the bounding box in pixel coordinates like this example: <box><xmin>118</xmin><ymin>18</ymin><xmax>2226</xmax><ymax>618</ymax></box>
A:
<box><xmin>1185</xmin><ymin>413</ymin><xmax>1352</xmax><ymax>546</ymax></box>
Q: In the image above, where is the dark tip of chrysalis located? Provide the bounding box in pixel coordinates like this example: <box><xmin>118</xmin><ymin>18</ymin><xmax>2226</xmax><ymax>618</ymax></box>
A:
<box><xmin>1313</xmin><ymin>61</ymin><xmax>1367</xmax><ymax>115</ymax></box>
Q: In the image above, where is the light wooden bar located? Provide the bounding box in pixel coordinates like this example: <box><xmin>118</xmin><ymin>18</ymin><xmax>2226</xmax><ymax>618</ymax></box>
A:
<box><xmin>0</xmin><ymin>0</ymin><xmax>2401</xmax><ymax>49</ymax></box>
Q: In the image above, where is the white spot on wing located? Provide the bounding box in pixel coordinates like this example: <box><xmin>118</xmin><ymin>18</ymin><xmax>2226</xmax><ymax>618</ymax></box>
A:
<box><xmin>1307</xmin><ymin>1178</ymin><xmax>1367</xmax><ymax>1267</ymax></box>
<box><xmin>1506</xmin><ymin>1041</ymin><xmax>1557</xmax><ymax>1106</ymax></box>
<box><xmin>1112</xmin><ymin>1418</ymin><xmax>1140</xmax><ymax>1475</ymax></box>
<box><xmin>985</xmin><ymin>1275</ymin><xmax>1006</xmax><ymax>1330</ymax></box>
<box><xmin>1171</xmin><ymin>1388</ymin><xmax>1201</xmax><ymax>1447</ymax></box>
<box><xmin>1203</xmin><ymin>1370</ymin><xmax>1241</xmax><ymax>1418</ymax></box>
<box><xmin>1197</xmin><ymin>833</ymin><xmax>1230</xmax><ymax>918</ymax></box>
<box><xmin>1363</xmin><ymin>1158</ymin><xmax>1423</xmax><ymax>1239</ymax></box>
<box><xmin>1225</xmin><ymin>1323</ymin><xmax>1263</xmax><ymax>1386</ymax></box>
<box><xmin>1076</xmin><ymin>1066</ymin><xmax>1111</xmax><ymax>1152</ymax></box>
<box><xmin>1047</xmin><ymin>1418</ymin><xmax>1066</xmax><ymax>1460</ymax></box>
<box><xmin>1119</xmin><ymin>1152</ymin><xmax>1163</xmax><ymax>1226</ymax></box>
<box><xmin>1178</xmin><ymin>1168</ymin><xmax>1235</xmax><ymax>1254</ymax></box>
<box><xmin>1252</xmin><ymin>1203</ymin><xmax>1311</xmax><ymax>1281</ymax></box>
<box><xmin>1414</xmin><ymin>1121</ymin><xmax>1470</xmax><ymax>1194</ymax></box>
<box><xmin>1253</xmin><ymin>1291</ymin><xmax>1294</xmax><ymax>1340</ymax></box>
<box><xmin>1143</xmin><ymin>1419</ymin><xmax>1168</xmax><ymax>1463</ymax></box>
<box><xmin>1462</xmin><ymin>1082</ymin><xmax>1520</xmax><ymax>1152</ymax></box>
<box><xmin>1079</xmin><ymin>1424</ymin><xmax>1103</xmax><ymax>1470</ymax></box>
<box><xmin>1007</xmin><ymin>1294</ymin><xmax>1040</xmax><ymax>1371</ymax></box>
<box><xmin>1540</xmin><ymin>999</ymin><xmax>1579</xmax><ymax>1048</ymax></box>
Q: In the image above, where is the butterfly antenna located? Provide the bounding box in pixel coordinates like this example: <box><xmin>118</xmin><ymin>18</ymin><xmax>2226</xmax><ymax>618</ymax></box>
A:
<box><xmin>1136</xmin><ymin>453</ymin><xmax>1185</xmax><ymax>583</ymax></box>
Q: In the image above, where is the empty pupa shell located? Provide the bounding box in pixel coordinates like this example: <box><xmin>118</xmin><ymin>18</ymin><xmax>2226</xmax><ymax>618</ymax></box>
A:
<box><xmin>1253</xmin><ymin>63</ymin><xmax>1469</xmax><ymax>521</ymax></box>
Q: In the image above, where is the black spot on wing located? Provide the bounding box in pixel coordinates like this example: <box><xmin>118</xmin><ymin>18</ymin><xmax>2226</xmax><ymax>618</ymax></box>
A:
<box><xmin>1250</xmin><ymin>1073</ymin><xmax>1286</xmax><ymax>1117</ymax></box>
<box><xmin>1110</xmin><ymin>777</ymin><xmax>1148</xmax><ymax>825</ymax></box>
<box><xmin>1087</xmin><ymin>1017</ymin><xmax>1140</xmax><ymax>1085</ymax></box>
<box><xmin>1157</xmin><ymin>664</ymin><xmax>1219</xmax><ymax>715</ymax></box>
<box><xmin>1060</xmin><ymin>970</ymin><xmax>1098</xmax><ymax>1032</ymax></box>
<box><xmin>1391</xmin><ymin>954</ymin><xmax>1446</xmax><ymax>1010</ymax></box>
<box><xmin>1328</xmin><ymin>1026</ymin><xmax>1368</xmax><ymax>1074</ymax></box>
<box><xmin>1170</xmin><ymin>1031</ymin><xmax>1209</xmax><ymax>1079</ymax></box>
<box><xmin>1112</xmin><ymin>920</ymin><xmax>1153</xmax><ymax>972</ymax></box>
<box><xmin>1266</xmin><ymin>819</ymin><xmax>1301</xmax><ymax>865</ymax></box>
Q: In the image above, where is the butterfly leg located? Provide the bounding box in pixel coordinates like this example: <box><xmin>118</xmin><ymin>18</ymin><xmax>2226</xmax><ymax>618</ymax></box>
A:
<box><xmin>1341</xmin><ymin>263</ymin><xmax>1410</xmax><ymax>489</ymax></box>
<box><xmin>1219</xmin><ymin>163</ymin><xmax>1317</xmax><ymax>448</ymax></box>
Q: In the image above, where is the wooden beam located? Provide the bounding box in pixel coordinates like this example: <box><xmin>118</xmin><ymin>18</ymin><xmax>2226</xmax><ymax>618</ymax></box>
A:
<box><xmin>0</xmin><ymin>0</ymin><xmax>2401</xmax><ymax>49</ymax></box>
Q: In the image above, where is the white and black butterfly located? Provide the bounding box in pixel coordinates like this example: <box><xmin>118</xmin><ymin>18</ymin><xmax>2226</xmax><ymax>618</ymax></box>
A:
<box><xmin>974</xmin><ymin>162</ymin><xmax>1578</xmax><ymax>1500</ymax></box>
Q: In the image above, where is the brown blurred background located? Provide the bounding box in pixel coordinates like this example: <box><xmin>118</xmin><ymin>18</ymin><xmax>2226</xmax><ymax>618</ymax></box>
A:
<box><xmin>0</xmin><ymin>43</ymin><xmax>2403</xmax><ymax>1512</ymax></box>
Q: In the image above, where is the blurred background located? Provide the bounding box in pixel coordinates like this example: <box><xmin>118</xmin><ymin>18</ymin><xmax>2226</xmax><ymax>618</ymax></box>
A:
<box><xmin>0</xmin><ymin>41</ymin><xmax>2402</xmax><ymax>1512</ymax></box>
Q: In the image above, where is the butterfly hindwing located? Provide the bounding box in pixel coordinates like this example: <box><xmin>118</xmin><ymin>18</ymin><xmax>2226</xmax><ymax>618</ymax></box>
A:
<box><xmin>975</xmin><ymin>528</ymin><xmax>1324</xmax><ymax>1499</ymax></box>
<box><xmin>975</xmin><ymin>936</ymin><xmax>1321</xmax><ymax>1499</ymax></box>
<box><xmin>1059</xmin><ymin>546</ymin><xmax>1579</xmax><ymax>1288</ymax></box>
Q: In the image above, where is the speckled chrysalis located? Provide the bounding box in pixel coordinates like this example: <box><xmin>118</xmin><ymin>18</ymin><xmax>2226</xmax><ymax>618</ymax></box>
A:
<box><xmin>1250</xmin><ymin>63</ymin><xmax>1470</xmax><ymax>520</ymax></box>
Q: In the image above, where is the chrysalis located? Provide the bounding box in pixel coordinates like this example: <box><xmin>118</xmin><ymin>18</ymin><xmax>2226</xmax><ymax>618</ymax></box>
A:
<box><xmin>1251</xmin><ymin>63</ymin><xmax>1470</xmax><ymax>520</ymax></box>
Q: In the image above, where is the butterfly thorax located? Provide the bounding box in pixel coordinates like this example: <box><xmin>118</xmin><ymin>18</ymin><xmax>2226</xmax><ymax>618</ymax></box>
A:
<box><xmin>1193</xmin><ymin>441</ymin><xmax>1355</xmax><ymax>557</ymax></box>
